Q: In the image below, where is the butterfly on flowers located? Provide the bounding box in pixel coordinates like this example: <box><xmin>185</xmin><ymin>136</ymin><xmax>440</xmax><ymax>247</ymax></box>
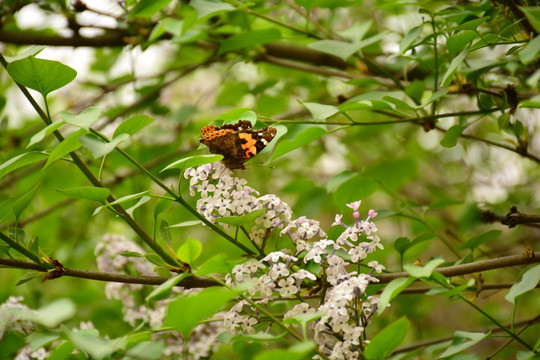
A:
<box><xmin>199</xmin><ymin>120</ymin><xmax>277</xmax><ymax>170</ymax></box>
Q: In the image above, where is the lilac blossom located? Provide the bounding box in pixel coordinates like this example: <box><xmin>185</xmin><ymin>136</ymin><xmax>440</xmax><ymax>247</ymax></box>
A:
<box><xmin>186</xmin><ymin>164</ymin><xmax>386</xmax><ymax>360</ymax></box>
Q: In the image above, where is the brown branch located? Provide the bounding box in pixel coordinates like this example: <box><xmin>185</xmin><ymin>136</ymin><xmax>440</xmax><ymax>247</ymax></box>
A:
<box><xmin>2</xmin><ymin>252</ymin><xmax>537</xmax><ymax>289</ymax></box>
<box><xmin>376</xmin><ymin>252</ymin><xmax>540</xmax><ymax>283</ymax></box>
<box><xmin>256</xmin><ymin>53</ymin><xmax>356</xmax><ymax>79</ymax></box>
<box><xmin>0</xmin><ymin>30</ymin><xmax>128</xmax><ymax>47</ymax></box>
<box><xmin>480</xmin><ymin>209</ymin><xmax>540</xmax><ymax>229</ymax></box>
<box><xmin>0</xmin><ymin>257</ymin><xmax>218</xmax><ymax>288</ymax></box>
<box><xmin>263</xmin><ymin>43</ymin><xmax>347</xmax><ymax>69</ymax></box>
<box><xmin>0</xmin><ymin>30</ymin><xmax>348</xmax><ymax>70</ymax></box>
<box><xmin>501</xmin><ymin>206</ymin><xmax>540</xmax><ymax>228</ymax></box>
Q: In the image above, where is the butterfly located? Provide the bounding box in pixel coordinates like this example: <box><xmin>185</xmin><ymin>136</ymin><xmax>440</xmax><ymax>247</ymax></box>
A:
<box><xmin>200</xmin><ymin>120</ymin><xmax>277</xmax><ymax>170</ymax></box>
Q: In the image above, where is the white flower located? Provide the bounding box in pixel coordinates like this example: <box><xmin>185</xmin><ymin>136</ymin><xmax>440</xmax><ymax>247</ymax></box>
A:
<box><xmin>278</xmin><ymin>276</ymin><xmax>298</xmax><ymax>296</ymax></box>
<box><xmin>348</xmin><ymin>245</ymin><xmax>367</xmax><ymax>263</ymax></box>
<box><xmin>284</xmin><ymin>303</ymin><xmax>315</xmax><ymax>319</ymax></box>
<box><xmin>368</xmin><ymin>260</ymin><xmax>385</xmax><ymax>273</ymax></box>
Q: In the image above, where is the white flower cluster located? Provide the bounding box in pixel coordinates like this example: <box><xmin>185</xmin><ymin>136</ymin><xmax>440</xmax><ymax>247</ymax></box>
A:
<box><xmin>0</xmin><ymin>296</ymin><xmax>35</xmax><ymax>338</ymax></box>
<box><xmin>185</xmin><ymin>163</ymin><xmax>293</xmax><ymax>243</ymax></box>
<box><xmin>185</xmin><ymin>165</ymin><xmax>385</xmax><ymax>359</ymax></box>
<box><xmin>94</xmin><ymin>234</ymin><xmax>224</xmax><ymax>359</ymax></box>
<box><xmin>0</xmin><ymin>296</ymin><xmax>47</xmax><ymax>359</ymax></box>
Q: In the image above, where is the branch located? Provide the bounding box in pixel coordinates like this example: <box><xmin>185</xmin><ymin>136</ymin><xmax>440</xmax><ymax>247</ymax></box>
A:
<box><xmin>501</xmin><ymin>206</ymin><xmax>540</xmax><ymax>228</ymax></box>
<box><xmin>376</xmin><ymin>252</ymin><xmax>540</xmax><ymax>283</ymax></box>
<box><xmin>2</xmin><ymin>253</ymin><xmax>537</xmax><ymax>289</ymax></box>
<box><xmin>0</xmin><ymin>30</ymin><xmax>348</xmax><ymax>70</ymax></box>
<box><xmin>0</xmin><ymin>257</ymin><xmax>218</xmax><ymax>288</ymax></box>
<box><xmin>0</xmin><ymin>30</ymin><xmax>128</xmax><ymax>47</ymax></box>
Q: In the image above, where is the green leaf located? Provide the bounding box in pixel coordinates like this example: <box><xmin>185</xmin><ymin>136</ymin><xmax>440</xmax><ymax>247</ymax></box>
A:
<box><xmin>422</xmin><ymin>89</ymin><xmax>448</xmax><ymax>107</ymax></box>
<box><xmin>366</xmin><ymin>157</ymin><xmax>417</xmax><ymax>190</ymax></box>
<box><xmin>7</xmin><ymin>57</ymin><xmax>77</xmax><ymax>97</ymax></box>
<box><xmin>28</xmin><ymin>122</ymin><xmax>65</xmax><ymax>147</ymax></box>
<box><xmin>519</xmin><ymin>35</ymin><xmax>540</xmax><ymax>64</ymax></box>
<box><xmin>458</xmin><ymin>230</ymin><xmax>502</xmax><ymax>251</ymax></box>
<box><xmin>505</xmin><ymin>264</ymin><xmax>540</xmax><ymax>304</ymax></box>
<box><xmin>406</xmin><ymin>80</ymin><xmax>425</xmax><ymax>104</ymax></box>
<box><xmin>294</xmin><ymin>0</ymin><xmax>316</xmax><ymax>11</ymax></box>
<box><xmin>0</xmin><ymin>152</ymin><xmax>48</xmax><ymax>180</ymax></box>
<box><xmin>161</xmin><ymin>154</ymin><xmax>223</xmax><ymax>173</ymax></box>
<box><xmin>145</xmin><ymin>253</ymin><xmax>166</xmax><ymax>266</ymax></box>
<box><xmin>195</xmin><ymin>254</ymin><xmax>232</xmax><ymax>276</ymax></box>
<box><xmin>126</xmin><ymin>196</ymin><xmax>151</xmax><ymax>217</ymax></box>
<box><xmin>216</xmin><ymin>82</ymin><xmax>250</xmax><ymax>106</ymax></box>
<box><xmin>308</xmin><ymin>34</ymin><xmax>385</xmax><ymax>61</ymax></box>
<box><xmin>146</xmin><ymin>273</ymin><xmax>191</xmax><ymax>302</ymax></box>
<box><xmin>283</xmin><ymin>312</ymin><xmax>324</xmax><ymax>326</ymax></box>
<box><xmin>119</xmin><ymin>251</ymin><xmax>144</xmax><ymax>258</ymax></box>
<box><xmin>4</xmin><ymin>45</ymin><xmax>46</xmax><ymax>62</ymax></box>
<box><xmin>440</xmin><ymin>47</ymin><xmax>469</xmax><ymax>87</ymax></box>
<box><xmin>299</xmin><ymin>101</ymin><xmax>340</xmax><ymax>121</ymax></box>
<box><xmin>57</xmin><ymin>186</ymin><xmax>110</xmax><ymax>203</ymax></box>
<box><xmin>333</xmin><ymin>175</ymin><xmax>378</xmax><ymax>207</ymax></box>
<box><xmin>59</xmin><ymin>106</ymin><xmax>101</xmax><ymax>131</ymax></box>
<box><xmin>271</xmin><ymin>127</ymin><xmax>326</xmax><ymax>160</ymax></box>
<box><xmin>439</xmin><ymin>331</ymin><xmax>490</xmax><ymax>358</ymax></box>
<box><xmin>129</xmin><ymin>0</ymin><xmax>172</xmax><ymax>18</ymax></box>
<box><xmin>27</xmin><ymin>331</ymin><xmax>60</xmax><ymax>350</ymax></box>
<box><xmin>364</xmin><ymin>317</ymin><xmax>410</xmax><ymax>360</ymax></box>
<box><xmin>153</xmin><ymin>197</ymin><xmax>173</xmax><ymax>221</ymax></box>
<box><xmin>125</xmin><ymin>341</ymin><xmax>164</xmax><ymax>360</ymax></box>
<box><xmin>79</xmin><ymin>133</ymin><xmax>129</xmax><ymax>158</ymax></box>
<box><xmin>190</xmin><ymin>0</ymin><xmax>235</xmax><ymax>18</ymax></box>
<box><xmin>113</xmin><ymin>114</ymin><xmax>154</xmax><ymax>138</ymax></box>
<box><xmin>93</xmin><ymin>191</ymin><xmax>149</xmax><ymax>215</ymax></box>
<box><xmin>377</xmin><ymin>277</ymin><xmax>415</xmax><ymax>315</ymax></box>
<box><xmin>326</xmin><ymin>170</ymin><xmax>357</xmax><ymax>193</ymax></box>
<box><xmin>165</xmin><ymin>287</ymin><xmax>237</xmax><ymax>336</ymax></box>
<box><xmin>498</xmin><ymin>112</ymin><xmax>511</xmax><ymax>130</ymax></box>
<box><xmin>440</xmin><ymin>125</ymin><xmax>467</xmax><ymax>148</ymax></box>
<box><xmin>447</xmin><ymin>31</ymin><xmax>478</xmax><ymax>56</ymax></box>
<box><xmin>44</xmin><ymin>128</ymin><xmax>86</xmax><ymax>169</ymax></box>
<box><xmin>393</xmin><ymin>237</ymin><xmax>411</xmax><ymax>256</ymax></box>
<box><xmin>219</xmin><ymin>28</ymin><xmax>282</xmax><ymax>54</ymax></box>
<box><xmin>16</xmin><ymin>272</ymin><xmax>43</xmax><ymax>286</ymax></box>
<box><xmin>214</xmin><ymin>108</ymin><xmax>256</xmax><ymax>122</ymax></box>
<box><xmin>47</xmin><ymin>341</ymin><xmax>76</xmax><ymax>360</ymax></box>
<box><xmin>159</xmin><ymin>219</ymin><xmax>171</xmax><ymax>243</ymax></box>
<box><xmin>177</xmin><ymin>237</ymin><xmax>203</xmax><ymax>265</ymax></box>
<box><xmin>308</xmin><ymin>39</ymin><xmax>363</xmax><ymax>61</ymax></box>
<box><xmin>168</xmin><ymin>220</ymin><xmax>204</xmax><ymax>228</ymax></box>
<box><xmin>64</xmin><ymin>328</ymin><xmax>127</xmax><ymax>360</ymax></box>
<box><xmin>521</xmin><ymin>6</ymin><xmax>540</xmax><ymax>33</ymax></box>
<box><xmin>400</xmin><ymin>24</ymin><xmax>423</xmax><ymax>54</ymax></box>
<box><xmin>12</xmin><ymin>186</ymin><xmax>40</xmax><ymax>221</ymax></box>
<box><xmin>336</xmin><ymin>20</ymin><xmax>372</xmax><ymax>43</ymax></box>
<box><xmin>215</xmin><ymin>209</ymin><xmax>265</xmax><ymax>227</ymax></box>
<box><xmin>452</xmin><ymin>16</ymin><xmax>489</xmax><ymax>31</ymax></box>
<box><xmin>404</xmin><ymin>257</ymin><xmax>445</xmax><ymax>278</ymax></box>
<box><xmin>31</xmin><ymin>299</ymin><xmax>76</xmax><ymax>327</ymax></box>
